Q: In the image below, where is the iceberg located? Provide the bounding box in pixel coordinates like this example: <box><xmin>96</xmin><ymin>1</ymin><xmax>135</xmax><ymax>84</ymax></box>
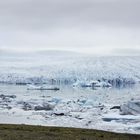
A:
<box><xmin>73</xmin><ymin>80</ymin><xmax>92</xmax><ymax>88</ymax></box>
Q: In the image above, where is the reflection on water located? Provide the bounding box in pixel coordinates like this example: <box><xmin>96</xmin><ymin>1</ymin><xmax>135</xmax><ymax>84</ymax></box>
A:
<box><xmin>0</xmin><ymin>83</ymin><xmax>139</xmax><ymax>103</ymax></box>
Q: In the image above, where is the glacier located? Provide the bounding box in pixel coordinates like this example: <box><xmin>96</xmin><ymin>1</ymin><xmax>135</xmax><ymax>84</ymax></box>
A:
<box><xmin>0</xmin><ymin>51</ymin><xmax>139</xmax><ymax>86</ymax></box>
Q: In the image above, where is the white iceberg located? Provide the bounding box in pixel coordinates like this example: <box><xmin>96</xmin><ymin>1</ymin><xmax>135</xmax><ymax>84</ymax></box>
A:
<box><xmin>73</xmin><ymin>80</ymin><xmax>112</xmax><ymax>88</ymax></box>
<box><xmin>73</xmin><ymin>80</ymin><xmax>92</xmax><ymax>87</ymax></box>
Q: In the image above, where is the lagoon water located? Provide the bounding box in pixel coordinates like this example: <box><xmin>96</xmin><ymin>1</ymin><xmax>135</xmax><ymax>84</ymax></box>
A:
<box><xmin>0</xmin><ymin>84</ymin><xmax>140</xmax><ymax>133</ymax></box>
<box><xmin>0</xmin><ymin>84</ymin><xmax>139</xmax><ymax>106</ymax></box>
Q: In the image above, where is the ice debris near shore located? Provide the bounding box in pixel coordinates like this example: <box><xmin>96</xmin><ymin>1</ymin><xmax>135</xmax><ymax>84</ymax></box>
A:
<box><xmin>0</xmin><ymin>94</ymin><xmax>103</xmax><ymax>116</ymax></box>
<box><xmin>1</xmin><ymin>92</ymin><xmax>140</xmax><ymax>133</ymax></box>
<box><xmin>0</xmin><ymin>94</ymin><xmax>16</xmax><ymax>110</ymax></box>
<box><xmin>120</xmin><ymin>100</ymin><xmax>140</xmax><ymax>115</ymax></box>
<box><xmin>102</xmin><ymin>100</ymin><xmax>140</xmax><ymax>126</ymax></box>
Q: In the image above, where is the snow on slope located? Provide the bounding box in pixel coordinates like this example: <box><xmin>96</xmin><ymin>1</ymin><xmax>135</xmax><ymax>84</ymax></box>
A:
<box><xmin>0</xmin><ymin>51</ymin><xmax>140</xmax><ymax>84</ymax></box>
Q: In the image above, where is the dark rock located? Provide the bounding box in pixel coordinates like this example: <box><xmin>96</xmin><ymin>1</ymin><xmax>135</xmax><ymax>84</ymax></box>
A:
<box><xmin>54</xmin><ymin>112</ymin><xmax>65</xmax><ymax>116</ymax></box>
<box><xmin>110</xmin><ymin>106</ymin><xmax>120</xmax><ymax>110</ymax></box>
<box><xmin>100</xmin><ymin>107</ymin><xmax>104</xmax><ymax>110</ymax></box>
<box><xmin>7</xmin><ymin>106</ymin><xmax>12</xmax><ymax>110</ymax></box>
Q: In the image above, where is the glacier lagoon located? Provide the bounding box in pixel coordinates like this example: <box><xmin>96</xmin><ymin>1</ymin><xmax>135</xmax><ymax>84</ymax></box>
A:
<box><xmin>0</xmin><ymin>52</ymin><xmax>140</xmax><ymax>133</ymax></box>
<box><xmin>0</xmin><ymin>83</ymin><xmax>140</xmax><ymax>134</ymax></box>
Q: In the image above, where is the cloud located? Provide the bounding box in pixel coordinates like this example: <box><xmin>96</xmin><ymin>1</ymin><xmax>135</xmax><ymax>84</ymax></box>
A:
<box><xmin>0</xmin><ymin>0</ymin><xmax>140</xmax><ymax>55</ymax></box>
<box><xmin>1</xmin><ymin>0</ymin><xmax>140</xmax><ymax>30</ymax></box>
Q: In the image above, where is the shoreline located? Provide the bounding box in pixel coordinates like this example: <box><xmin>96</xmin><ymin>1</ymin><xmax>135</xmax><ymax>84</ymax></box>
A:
<box><xmin>0</xmin><ymin>124</ymin><xmax>139</xmax><ymax>140</ymax></box>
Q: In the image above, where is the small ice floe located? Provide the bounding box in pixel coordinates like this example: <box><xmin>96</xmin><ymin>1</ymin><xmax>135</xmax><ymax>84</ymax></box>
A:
<box><xmin>27</xmin><ymin>84</ymin><xmax>60</xmax><ymax>91</ymax></box>
<box><xmin>49</xmin><ymin>98</ymin><xmax>61</xmax><ymax>104</ymax></box>
<box><xmin>18</xmin><ymin>101</ymin><xmax>55</xmax><ymax>111</ymax></box>
<box><xmin>73</xmin><ymin>80</ymin><xmax>112</xmax><ymax>88</ymax></box>
<box><xmin>34</xmin><ymin>103</ymin><xmax>55</xmax><ymax>111</ymax></box>
<box><xmin>0</xmin><ymin>94</ymin><xmax>16</xmax><ymax>110</ymax></box>
<box><xmin>91</xmin><ymin>81</ymin><xmax>112</xmax><ymax>88</ymax></box>
<box><xmin>77</xmin><ymin>98</ymin><xmax>87</xmax><ymax>106</ymax></box>
<box><xmin>100</xmin><ymin>81</ymin><xmax>112</xmax><ymax>88</ymax></box>
<box><xmin>0</xmin><ymin>94</ymin><xmax>16</xmax><ymax>99</ymax></box>
<box><xmin>102</xmin><ymin>113</ymin><xmax>140</xmax><ymax>124</ymax></box>
<box><xmin>120</xmin><ymin>101</ymin><xmax>140</xmax><ymax>115</ymax></box>
<box><xmin>90</xmin><ymin>80</ymin><xmax>101</xmax><ymax>87</ymax></box>
<box><xmin>73</xmin><ymin>80</ymin><xmax>92</xmax><ymax>88</ymax></box>
<box><xmin>129</xmin><ymin>125</ymin><xmax>140</xmax><ymax>133</ymax></box>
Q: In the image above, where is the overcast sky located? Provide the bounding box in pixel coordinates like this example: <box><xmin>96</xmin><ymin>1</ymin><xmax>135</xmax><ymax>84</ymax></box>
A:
<box><xmin>0</xmin><ymin>0</ymin><xmax>140</xmax><ymax>55</ymax></box>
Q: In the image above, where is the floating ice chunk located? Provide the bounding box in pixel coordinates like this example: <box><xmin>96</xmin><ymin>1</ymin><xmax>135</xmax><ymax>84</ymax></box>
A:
<box><xmin>120</xmin><ymin>101</ymin><xmax>140</xmax><ymax>115</ymax></box>
<box><xmin>91</xmin><ymin>81</ymin><xmax>112</xmax><ymax>88</ymax></box>
<box><xmin>77</xmin><ymin>98</ymin><xmax>87</xmax><ymax>105</ymax></box>
<box><xmin>73</xmin><ymin>80</ymin><xmax>112</xmax><ymax>88</ymax></box>
<box><xmin>18</xmin><ymin>101</ymin><xmax>55</xmax><ymax>111</ymax></box>
<box><xmin>90</xmin><ymin>80</ymin><xmax>101</xmax><ymax>87</ymax></box>
<box><xmin>100</xmin><ymin>81</ymin><xmax>112</xmax><ymax>87</ymax></box>
<box><xmin>50</xmin><ymin>98</ymin><xmax>61</xmax><ymax>104</ymax></box>
<box><xmin>73</xmin><ymin>80</ymin><xmax>92</xmax><ymax>88</ymax></box>
<box><xmin>27</xmin><ymin>84</ymin><xmax>60</xmax><ymax>91</ymax></box>
<box><xmin>34</xmin><ymin>103</ymin><xmax>55</xmax><ymax>111</ymax></box>
<box><xmin>102</xmin><ymin>113</ymin><xmax>140</xmax><ymax>123</ymax></box>
<box><xmin>83</xmin><ymin>100</ymin><xmax>95</xmax><ymax>108</ymax></box>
